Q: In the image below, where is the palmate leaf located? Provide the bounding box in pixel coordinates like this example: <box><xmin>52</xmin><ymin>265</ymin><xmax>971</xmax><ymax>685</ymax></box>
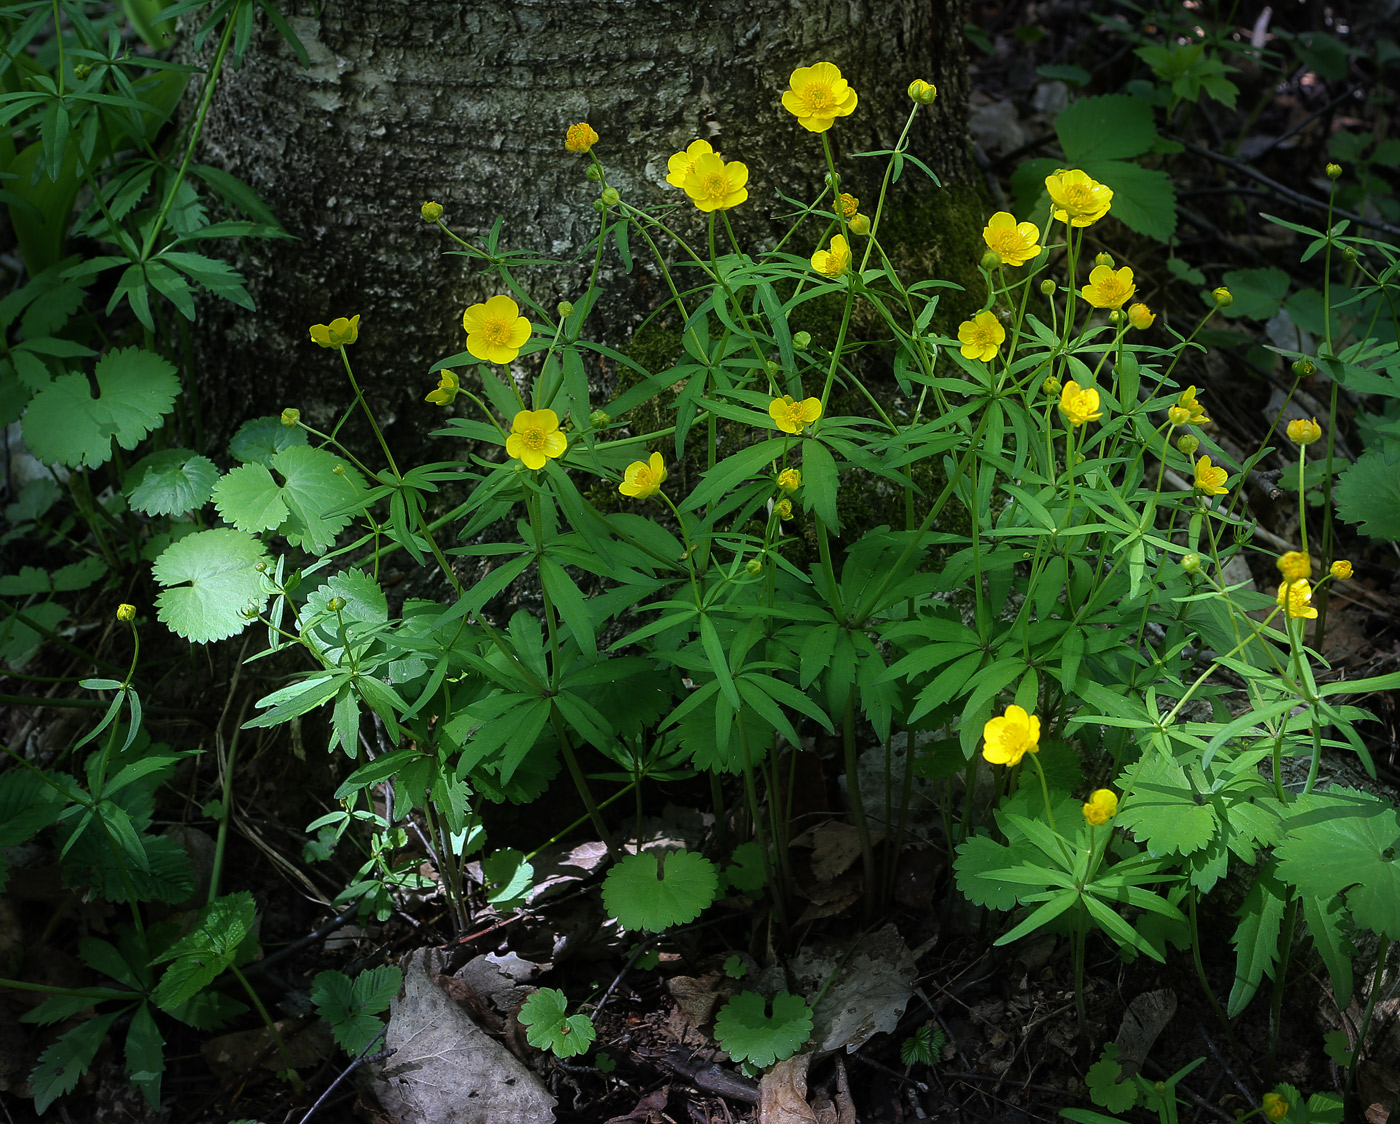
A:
<box><xmin>713</xmin><ymin>990</ymin><xmax>813</xmax><ymax>1068</ymax></box>
<box><xmin>228</xmin><ymin>414</ymin><xmax>308</xmax><ymax>465</ymax></box>
<box><xmin>153</xmin><ymin>528</ymin><xmax>269</xmax><ymax>643</ymax></box>
<box><xmin>1275</xmin><ymin>788</ymin><xmax>1400</xmax><ymax>939</ymax></box>
<box><xmin>22</xmin><ymin>347</ymin><xmax>179</xmax><ymax>468</ymax></box>
<box><xmin>1113</xmin><ymin>755</ymin><xmax>1217</xmax><ymax>856</ymax></box>
<box><xmin>311</xmin><ymin>965</ymin><xmax>402</xmax><ymax>1055</ymax></box>
<box><xmin>213</xmin><ymin>445</ymin><xmax>367</xmax><ymax>551</ymax></box>
<box><xmin>126</xmin><ymin>448</ymin><xmax>219</xmax><ymax>515</ymax></box>
<box><xmin>518</xmin><ymin>987</ymin><xmax>596</xmax><ymax>1058</ymax></box>
<box><xmin>1335</xmin><ymin>450</ymin><xmax>1400</xmax><ymax>542</ymax></box>
<box><xmin>601</xmin><ymin>849</ymin><xmax>718</xmax><ymax>932</ymax></box>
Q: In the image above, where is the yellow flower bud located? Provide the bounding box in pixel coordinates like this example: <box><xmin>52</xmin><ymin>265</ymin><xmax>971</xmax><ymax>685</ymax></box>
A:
<box><xmin>1326</xmin><ymin>163</ymin><xmax>1342</xmax><ymax>180</ymax></box>
<box><xmin>420</xmin><ymin>201</ymin><xmax>444</xmax><ymax>222</ymax></box>
<box><xmin>777</xmin><ymin>468</ymin><xmax>802</xmax><ymax>492</ymax></box>
<box><xmin>1094</xmin><ymin>252</ymin><xmax>1115</xmax><ymax>269</ymax></box>
<box><xmin>1286</xmin><ymin>417</ymin><xmax>1323</xmax><ymax>445</ymax></box>
<box><xmin>116</xmin><ymin>603</ymin><xmax>136</xmax><ymax>622</ymax></box>
<box><xmin>1211</xmin><ymin>287</ymin><xmax>1233</xmax><ymax>306</ymax></box>
<box><xmin>1277</xmin><ymin>551</ymin><xmax>1310</xmax><ymax>582</ymax></box>
<box><xmin>1127</xmin><ymin>303</ymin><xmax>1155</xmax><ymax>330</ymax></box>
<box><xmin>907</xmin><ymin>78</ymin><xmax>938</xmax><ymax>104</ymax></box>
<box><xmin>848</xmin><ymin>213</ymin><xmax>871</xmax><ymax>236</ymax></box>
<box><xmin>565</xmin><ymin>122</ymin><xmax>599</xmax><ymax>153</ymax></box>
<box><xmin>1330</xmin><ymin>559</ymin><xmax>1353</xmax><ymax>580</ymax></box>
<box><xmin>775</xmin><ymin>498</ymin><xmax>794</xmax><ymax>520</ymax></box>
<box><xmin>280</xmin><ymin>408</ymin><xmax>301</xmax><ymax>427</ymax></box>
<box><xmin>309</xmin><ymin>315</ymin><xmax>360</xmax><ymax>348</ymax></box>
<box><xmin>1263</xmin><ymin>1092</ymin><xmax>1290</xmax><ymax>1121</ymax></box>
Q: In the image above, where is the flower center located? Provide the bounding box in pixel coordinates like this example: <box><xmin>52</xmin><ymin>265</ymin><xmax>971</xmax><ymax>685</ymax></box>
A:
<box><xmin>702</xmin><ymin>172</ymin><xmax>729</xmax><ymax>199</ymax></box>
<box><xmin>522</xmin><ymin>427</ymin><xmax>546</xmax><ymax>451</ymax></box>
<box><xmin>1064</xmin><ymin>184</ymin><xmax>1093</xmax><ymax>210</ymax></box>
<box><xmin>480</xmin><ymin>315</ymin><xmax>513</xmax><ymax>346</ymax></box>
<box><xmin>801</xmin><ymin>82</ymin><xmax>835</xmax><ymax>113</ymax></box>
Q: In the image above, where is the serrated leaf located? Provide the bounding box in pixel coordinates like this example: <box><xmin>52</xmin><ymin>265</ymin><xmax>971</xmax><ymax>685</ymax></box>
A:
<box><xmin>1057</xmin><ymin>95</ymin><xmax>1159</xmax><ymax>162</ymax></box>
<box><xmin>30</xmin><ymin>1011</ymin><xmax>120</xmax><ymax>1113</ymax></box>
<box><xmin>482</xmin><ymin>848</ymin><xmax>534</xmax><ymax>908</ymax></box>
<box><xmin>1335</xmin><ymin>450</ymin><xmax>1400</xmax><ymax>542</ymax></box>
<box><xmin>953</xmin><ymin>833</ymin><xmax>1025</xmax><ymax>911</ymax></box>
<box><xmin>228</xmin><ymin>414</ymin><xmax>307</xmax><ymax>465</ymax></box>
<box><xmin>1218</xmin><ymin>267</ymin><xmax>1290</xmax><ymax>320</ymax></box>
<box><xmin>311</xmin><ymin>965</ymin><xmax>401</xmax><ymax>1055</ymax></box>
<box><xmin>518</xmin><ymin>987</ymin><xmax>596</xmax><ymax>1058</ymax></box>
<box><xmin>1229</xmin><ymin>865</ymin><xmax>1287</xmax><ymax>1017</ymax></box>
<box><xmin>1081</xmin><ymin>159</ymin><xmax>1177</xmax><ymax>242</ymax></box>
<box><xmin>1114</xmin><ymin>755</ymin><xmax>1217</xmax><ymax>856</ymax></box>
<box><xmin>1086</xmin><ymin>1043</ymin><xmax>1139</xmax><ymax>1113</ymax></box>
<box><xmin>125</xmin><ymin>1002</ymin><xmax>165</xmax><ymax>1108</ymax></box>
<box><xmin>713</xmin><ymin>990</ymin><xmax>812</xmax><ymax>1068</ymax></box>
<box><xmin>213</xmin><ymin>445</ymin><xmax>366</xmax><ymax>551</ymax></box>
<box><xmin>22</xmin><ymin>347</ymin><xmax>179</xmax><ymax>468</ymax></box>
<box><xmin>153</xmin><ymin>528</ymin><xmax>269</xmax><ymax>643</ymax></box>
<box><xmin>601</xmin><ymin>849</ymin><xmax>718</xmax><ymax>932</ymax></box>
<box><xmin>1275</xmin><ymin>789</ymin><xmax>1400</xmax><ymax>938</ymax></box>
<box><xmin>151</xmin><ymin>891</ymin><xmax>258</xmax><ymax>1010</ymax></box>
<box><xmin>127</xmin><ymin>449</ymin><xmax>219</xmax><ymax>515</ymax></box>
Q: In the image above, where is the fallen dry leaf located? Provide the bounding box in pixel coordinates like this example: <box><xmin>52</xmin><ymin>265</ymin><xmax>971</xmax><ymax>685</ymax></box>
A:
<box><xmin>759</xmin><ymin>1052</ymin><xmax>818</xmax><ymax>1124</ymax></box>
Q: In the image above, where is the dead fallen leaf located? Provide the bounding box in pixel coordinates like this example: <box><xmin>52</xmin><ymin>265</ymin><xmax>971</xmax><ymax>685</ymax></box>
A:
<box><xmin>1115</xmin><ymin>989</ymin><xmax>1176</xmax><ymax>1079</ymax></box>
<box><xmin>759</xmin><ymin>1052</ymin><xmax>818</xmax><ymax>1124</ymax></box>
<box><xmin>602</xmin><ymin>1086</ymin><xmax>669</xmax><ymax>1124</ymax></box>
<box><xmin>792</xmin><ymin>923</ymin><xmax>917</xmax><ymax>1054</ymax></box>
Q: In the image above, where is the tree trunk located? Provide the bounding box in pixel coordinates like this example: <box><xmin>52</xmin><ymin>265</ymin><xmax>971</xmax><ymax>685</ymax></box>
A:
<box><xmin>188</xmin><ymin>0</ymin><xmax>972</xmax><ymax>454</ymax></box>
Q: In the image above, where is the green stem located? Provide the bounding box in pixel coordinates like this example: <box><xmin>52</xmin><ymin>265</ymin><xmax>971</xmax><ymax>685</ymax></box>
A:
<box><xmin>228</xmin><ymin>964</ymin><xmax>305</xmax><ymax>1095</ymax></box>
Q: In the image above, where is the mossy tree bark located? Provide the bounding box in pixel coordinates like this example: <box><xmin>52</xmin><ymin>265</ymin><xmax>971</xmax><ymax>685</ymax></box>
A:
<box><xmin>186</xmin><ymin>0</ymin><xmax>973</xmax><ymax>455</ymax></box>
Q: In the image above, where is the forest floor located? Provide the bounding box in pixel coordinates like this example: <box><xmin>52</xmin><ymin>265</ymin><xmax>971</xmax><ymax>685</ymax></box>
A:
<box><xmin>4</xmin><ymin>2</ymin><xmax>1400</xmax><ymax>1123</ymax></box>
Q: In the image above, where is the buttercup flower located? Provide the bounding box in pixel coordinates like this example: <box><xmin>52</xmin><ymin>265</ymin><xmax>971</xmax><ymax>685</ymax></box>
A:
<box><xmin>116</xmin><ymin>603</ymin><xmax>136</xmax><ymax>622</ymax></box>
<box><xmin>565</xmin><ymin>122</ymin><xmax>598</xmax><ymax>153</ymax></box>
<box><xmin>683</xmin><ymin>152</ymin><xmax>749</xmax><ymax>212</ymax></box>
<box><xmin>982</xmin><ymin>705</ymin><xmax>1041</xmax><ymax>766</ymax></box>
<box><xmin>1262</xmin><ymin>1092</ymin><xmax>1290</xmax><ymax>1122</ymax></box>
<box><xmin>1059</xmin><ymin>380</ymin><xmax>1103</xmax><ymax>426</ymax></box>
<box><xmin>1277</xmin><ymin>579</ymin><xmax>1318</xmax><ymax>619</ymax></box>
<box><xmin>463</xmin><ymin>295</ymin><xmax>532</xmax><ymax>364</ymax></box>
<box><xmin>426</xmin><ymin>370</ymin><xmax>459</xmax><ymax>406</ymax></box>
<box><xmin>421</xmin><ymin>201</ymin><xmax>443</xmax><ymax>222</ymax></box>
<box><xmin>775</xmin><ymin>498</ymin><xmax>794</xmax><ymax>520</ymax></box>
<box><xmin>981</xmin><ymin>212</ymin><xmax>1042</xmax><ymax>267</ymax></box>
<box><xmin>666</xmin><ymin>140</ymin><xmax>716</xmax><ymax>188</ymax></box>
<box><xmin>769</xmin><ymin>395</ymin><xmax>822</xmax><ymax>434</ymax></box>
<box><xmin>619</xmin><ymin>452</ymin><xmax>666</xmax><ymax>499</ymax></box>
<box><xmin>1331</xmin><ymin>559</ymin><xmax>1353</xmax><ymax>580</ymax></box>
<box><xmin>1286</xmin><ymin>417</ymin><xmax>1323</xmax><ymax>445</ymax></box>
<box><xmin>1081</xmin><ymin>264</ymin><xmax>1136</xmax><ymax>309</ymax></box>
<box><xmin>1277</xmin><ymin>552</ymin><xmax>1311</xmax><ymax>582</ymax></box>
<box><xmin>1127</xmin><ymin>302</ymin><xmax>1155</xmax><ymax>329</ymax></box>
<box><xmin>1193</xmin><ymin>454</ymin><xmax>1229</xmax><ymax>496</ymax></box>
<box><xmin>1178</xmin><ymin>386</ymin><xmax>1210</xmax><ymax>424</ymax></box>
<box><xmin>1083</xmin><ymin>789</ymin><xmax>1119</xmax><ymax>826</ymax></box>
<box><xmin>811</xmin><ymin>234</ymin><xmax>852</xmax><ymax>277</ymax></box>
<box><xmin>782</xmin><ymin>61</ymin><xmax>858</xmax><ymax>132</ymax></box>
<box><xmin>505</xmin><ymin>409</ymin><xmax>567</xmax><ymax>470</ymax></box>
<box><xmin>309</xmin><ymin>315</ymin><xmax>360</xmax><ymax>348</ymax></box>
<box><xmin>958</xmin><ymin>310</ymin><xmax>1005</xmax><ymax>363</ymax></box>
<box><xmin>834</xmin><ymin>192</ymin><xmax>859</xmax><ymax>221</ymax></box>
<box><xmin>280</xmin><ymin>407</ymin><xmax>300</xmax><ymax>427</ymax></box>
<box><xmin>907</xmin><ymin>78</ymin><xmax>938</xmax><ymax>104</ymax></box>
<box><xmin>1045</xmin><ymin>169</ymin><xmax>1113</xmax><ymax>226</ymax></box>
<box><xmin>777</xmin><ymin>468</ymin><xmax>802</xmax><ymax>492</ymax></box>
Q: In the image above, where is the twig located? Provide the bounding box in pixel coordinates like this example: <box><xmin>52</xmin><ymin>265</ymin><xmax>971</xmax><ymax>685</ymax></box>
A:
<box><xmin>297</xmin><ymin>1027</ymin><xmax>393</xmax><ymax>1124</ymax></box>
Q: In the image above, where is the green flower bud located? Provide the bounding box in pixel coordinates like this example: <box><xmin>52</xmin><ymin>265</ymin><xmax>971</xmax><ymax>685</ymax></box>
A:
<box><xmin>1176</xmin><ymin>434</ymin><xmax>1200</xmax><ymax>456</ymax></box>
<box><xmin>589</xmin><ymin>408</ymin><xmax>610</xmax><ymax>428</ymax></box>
<box><xmin>332</xmin><ymin>464</ymin><xmax>346</xmax><ymax>476</ymax></box>
<box><xmin>584</xmin><ymin>164</ymin><xmax>603</xmax><ymax>182</ymax></box>
<box><xmin>1040</xmin><ymin>279</ymin><xmax>1056</xmax><ymax>296</ymax></box>
<box><xmin>1292</xmin><ymin>358</ymin><xmax>1316</xmax><ymax>377</ymax></box>
<box><xmin>73</xmin><ymin>63</ymin><xmax>92</xmax><ymax>81</ymax></box>
<box><xmin>420</xmin><ymin>201</ymin><xmax>444</xmax><ymax>222</ymax></box>
<box><xmin>792</xmin><ymin>331</ymin><xmax>812</xmax><ymax>349</ymax></box>
<box><xmin>1042</xmin><ymin>376</ymin><xmax>1062</xmax><ymax>396</ymax></box>
<box><xmin>1180</xmin><ymin>553</ymin><xmax>1202</xmax><ymax>574</ymax></box>
<box><xmin>327</xmin><ymin>597</ymin><xmax>346</xmax><ymax>612</ymax></box>
<box><xmin>1095</xmin><ymin>252</ymin><xmax>1115</xmax><ymax>269</ymax></box>
<box><xmin>600</xmin><ymin>186</ymin><xmax>620</xmax><ymax>206</ymax></box>
<box><xmin>558</xmin><ymin>300</ymin><xmax>575</xmax><ymax>317</ymax></box>
<box><xmin>981</xmin><ymin>250</ymin><xmax>1002</xmax><ymax>270</ymax></box>
<box><xmin>765</xmin><ymin>360</ymin><xmax>780</xmax><ymax>377</ymax></box>
<box><xmin>746</xmin><ymin>558</ymin><xmax>763</xmax><ymax>576</ymax></box>
<box><xmin>280</xmin><ymin>407</ymin><xmax>301</xmax><ymax>427</ymax></box>
<box><xmin>1326</xmin><ymin>162</ymin><xmax>1342</xmax><ymax>180</ymax></box>
<box><xmin>1212</xmin><ymin>287</ymin><xmax>1233</xmax><ymax>307</ymax></box>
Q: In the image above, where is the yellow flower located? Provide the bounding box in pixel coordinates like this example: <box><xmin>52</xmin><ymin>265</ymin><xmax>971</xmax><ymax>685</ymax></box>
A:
<box><xmin>309</xmin><ymin>314</ymin><xmax>360</xmax><ymax>348</ymax></box>
<box><xmin>981</xmin><ymin>212</ymin><xmax>1042</xmax><ymax>267</ymax></box>
<box><xmin>116</xmin><ymin>603</ymin><xmax>136</xmax><ymax>622</ymax></box>
<box><xmin>1193</xmin><ymin>454</ymin><xmax>1229</xmax><ymax>496</ymax></box>
<box><xmin>425</xmin><ymin>370</ymin><xmax>459</xmax><ymax>406</ymax></box>
<box><xmin>280</xmin><ymin>407</ymin><xmax>300</xmax><ymax>427</ymax></box>
<box><xmin>1127</xmin><ymin>302</ymin><xmax>1155</xmax><ymax>329</ymax></box>
<box><xmin>957</xmin><ymin>310</ymin><xmax>1005</xmax><ymax>363</ymax></box>
<box><xmin>1178</xmin><ymin>386</ymin><xmax>1210</xmax><ymax>423</ymax></box>
<box><xmin>1083</xmin><ymin>789</ymin><xmax>1118</xmax><ymax>826</ymax></box>
<box><xmin>1277</xmin><ymin>552</ymin><xmax>1311</xmax><ymax>582</ymax></box>
<box><xmin>1277</xmin><ymin>579</ymin><xmax>1318</xmax><ymax>619</ymax></box>
<box><xmin>833</xmin><ymin>192</ymin><xmax>860</xmax><ymax>221</ymax></box>
<box><xmin>1286</xmin><ymin>417</ymin><xmax>1323</xmax><ymax>445</ymax></box>
<box><xmin>907</xmin><ymin>78</ymin><xmax>938</xmax><ymax>104</ymax></box>
<box><xmin>769</xmin><ymin>395</ymin><xmax>822</xmax><ymax>434</ymax></box>
<box><xmin>1212</xmin><ymin>287</ymin><xmax>1233</xmax><ymax>306</ymax></box>
<box><xmin>505</xmin><ymin>408</ymin><xmax>567</xmax><ymax>470</ymax></box>
<box><xmin>1080</xmin><ymin>264</ymin><xmax>1136</xmax><ymax>309</ymax></box>
<box><xmin>619</xmin><ymin>452</ymin><xmax>666</xmax><ymax>499</ymax></box>
<box><xmin>1059</xmin><ymin>380</ymin><xmax>1103</xmax><ymax>426</ymax></box>
<box><xmin>666</xmin><ymin>140</ymin><xmax>716</xmax><ymax>189</ymax></box>
<box><xmin>682</xmin><ymin>152</ymin><xmax>749</xmax><ymax>212</ymax></box>
<box><xmin>982</xmin><ymin>705</ymin><xmax>1041</xmax><ymax>766</ymax></box>
<box><xmin>421</xmin><ymin>200</ymin><xmax>443</xmax><ymax>222</ymax></box>
<box><xmin>775</xmin><ymin>498</ymin><xmax>794</xmax><ymax>520</ymax></box>
<box><xmin>1331</xmin><ymin>559</ymin><xmax>1353</xmax><ymax>580</ymax></box>
<box><xmin>1262</xmin><ymin>1092</ymin><xmax>1290</xmax><ymax>1121</ymax></box>
<box><xmin>811</xmin><ymin>234</ymin><xmax>852</xmax><ymax>277</ymax></box>
<box><xmin>782</xmin><ymin>61</ymin><xmax>858</xmax><ymax>132</ymax></box>
<box><xmin>777</xmin><ymin>468</ymin><xmax>802</xmax><ymax>492</ymax></box>
<box><xmin>1045</xmin><ymin>169</ymin><xmax>1113</xmax><ymax>226</ymax></box>
<box><xmin>565</xmin><ymin>122</ymin><xmax>598</xmax><ymax>153</ymax></box>
<box><xmin>462</xmin><ymin>295</ymin><xmax>532</xmax><ymax>364</ymax></box>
